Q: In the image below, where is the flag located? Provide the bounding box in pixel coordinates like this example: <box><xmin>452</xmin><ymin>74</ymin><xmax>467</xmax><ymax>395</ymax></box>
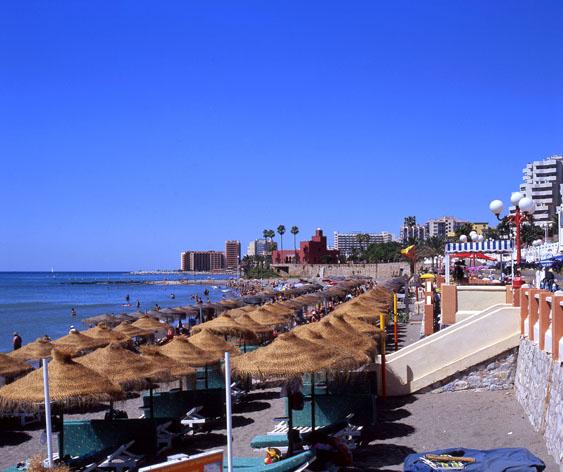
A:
<box><xmin>401</xmin><ymin>245</ymin><xmax>416</xmax><ymax>259</ymax></box>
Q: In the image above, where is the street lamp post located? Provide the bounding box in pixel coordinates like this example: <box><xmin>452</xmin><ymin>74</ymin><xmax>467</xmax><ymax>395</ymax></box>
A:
<box><xmin>489</xmin><ymin>192</ymin><xmax>536</xmax><ymax>288</ymax></box>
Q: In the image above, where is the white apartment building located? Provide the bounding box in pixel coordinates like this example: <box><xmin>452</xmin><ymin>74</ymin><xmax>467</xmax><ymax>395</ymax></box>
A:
<box><xmin>426</xmin><ymin>216</ymin><xmax>469</xmax><ymax>238</ymax></box>
<box><xmin>333</xmin><ymin>231</ymin><xmax>394</xmax><ymax>256</ymax></box>
<box><xmin>246</xmin><ymin>239</ymin><xmax>270</xmax><ymax>257</ymax></box>
<box><xmin>516</xmin><ymin>155</ymin><xmax>563</xmax><ymax>228</ymax></box>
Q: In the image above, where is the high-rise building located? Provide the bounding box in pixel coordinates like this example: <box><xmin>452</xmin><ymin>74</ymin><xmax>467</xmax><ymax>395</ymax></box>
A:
<box><xmin>516</xmin><ymin>155</ymin><xmax>563</xmax><ymax>227</ymax></box>
<box><xmin>333</xmin><ymin>231</ymin><xmax>394</xmax><ymax>257</ymax></box>
<box><xmin>247</xmin><ymin>239</ymin><xmax>275</xmax><ymax>257</ymax></box>
<box><xmin>400</xmin><ymin>217</ymin><xmax>427</xmax><ymax>243</ymax></box>
<box><xmin>225</xmin><ymin>240</ymin><xmax>241</xmax><ymax>269</ymax></box>
<box><xmin>179</xmin><ymin>251</ymin><xmax>225</xmax><ymax>271</ymax></box>
<box><xmin>426</xmin><ymin>216</ymin><xmax>469</xmax><ymax>238</ymax></box>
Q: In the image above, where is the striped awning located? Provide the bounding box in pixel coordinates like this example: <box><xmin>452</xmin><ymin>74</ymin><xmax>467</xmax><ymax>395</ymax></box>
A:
<box><xmin>445</xmin><ymin>240</ymin><xmax>514</xmax><ymax>253</ymax></box>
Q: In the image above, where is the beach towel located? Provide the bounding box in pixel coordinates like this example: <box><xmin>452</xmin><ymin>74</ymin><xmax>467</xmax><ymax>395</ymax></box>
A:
<box><xmin>404</xmin><ymin>447</ymin><xmax>545</xmax><ymax>472</ymax></box>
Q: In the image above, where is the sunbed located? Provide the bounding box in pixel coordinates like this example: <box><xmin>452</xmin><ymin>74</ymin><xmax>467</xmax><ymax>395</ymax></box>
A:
<box><xmin>226</xmin><ymin>450</ymin><xmax>315</xmax><ymax>471</ymax></box>
<box><xmin>97</xmin><ymin>440</ymin><xmax>143</xmax><ymax>472</ymax></box>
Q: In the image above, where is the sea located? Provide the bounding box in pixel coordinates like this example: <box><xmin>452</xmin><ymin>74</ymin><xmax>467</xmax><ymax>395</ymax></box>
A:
<box><xmin>0</xmin><ymin>272</ymin><xmax>237</xmax><ymax>353</ymax></box>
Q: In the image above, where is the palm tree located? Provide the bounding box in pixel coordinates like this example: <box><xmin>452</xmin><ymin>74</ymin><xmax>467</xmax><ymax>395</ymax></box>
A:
<box><xmin>277</xmin><ymin>225</ymin><xmax>286</xmax><ymax>252</ymax></box>
<box><xmin>290</xmin><ymin>226</ymin><xmax>299</xmax><ymax>261</ymax></box>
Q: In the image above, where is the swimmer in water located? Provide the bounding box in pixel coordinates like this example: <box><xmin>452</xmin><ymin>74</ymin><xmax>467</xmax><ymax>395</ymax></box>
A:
<box><xmin>71</xmin><ymin>307</ymin><xmax>77</xmax><ymax>317</ymax></box>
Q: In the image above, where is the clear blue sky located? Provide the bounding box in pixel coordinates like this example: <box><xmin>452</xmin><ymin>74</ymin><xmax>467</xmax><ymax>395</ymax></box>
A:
<box><xmin>1</xmin><ymin>1</ymin><xmax>562</xmax><ymax>271</ymax></box>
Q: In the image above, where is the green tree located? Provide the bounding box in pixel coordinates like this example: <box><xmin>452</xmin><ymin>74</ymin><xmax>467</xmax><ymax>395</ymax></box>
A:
<box><xmin>290</xmin><ymin>226</ymin><xmax>299</xmax><ymax>260</ymax></box>
<box><xmin>277</xmin><ymin>225</ymin><xmax>286</xmax><ymax>252</ymax></box>
<box><xmin>453</xmin><ymin>223</ymin><xmax>475</xmax><ymax>241</ymax></box>
<box><xmin>364</xmin><ymin>241</ymin><xmax>403</xmax><ymax>263</ymax></box>
<box><xmin>520</xmin><ymin>222</ymin><xmax>544</xmax><ymax>245</ymax></box>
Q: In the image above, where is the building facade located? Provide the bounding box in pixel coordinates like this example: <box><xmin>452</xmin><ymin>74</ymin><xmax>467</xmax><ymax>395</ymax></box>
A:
<box><xmin>272</xmin><ymin>228</ymin><xmax>339</xmax><ymax>264</ymax></box>
<box><xmin>333</xmin><ymin>231</ymin><xmax>394</xmax><ymax>257</ymax></box>
<box><xmin>516</xmin><ymin>155</ymin><xmax>563</xmax><ymax>228</ymax></box>
<box><xmin>247</xmin><ymin>239</ymin><xmax>275</xmax><ymax>257</ymax></box>
<box><xmin>225</xmin><ymin>240</ymin><xmax>241</xmax><ymax>269</ymax></box>
<box><xmin>400</xmin><ymin>216</ymin><xmax>470</xmax><ymax>242</ymax></box>
<box><xmin>180</xmin><ymin>251</ymin><xmax>225</xmax><ymax>271</ymax></box>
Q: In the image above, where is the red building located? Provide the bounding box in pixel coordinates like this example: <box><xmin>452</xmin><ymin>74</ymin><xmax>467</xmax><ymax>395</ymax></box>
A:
<box><xmin>272</xmin><ymin>228</ymin><xmax>339</xmax><ymax>264</ymax></box>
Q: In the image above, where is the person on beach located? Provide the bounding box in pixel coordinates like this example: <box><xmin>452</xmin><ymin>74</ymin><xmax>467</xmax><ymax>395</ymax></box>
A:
<box><xmin>69</xmin><ymin>325</ymin><xmax>78</xmax><ymax>334</ymax></box>
<box><xmin>12</xmin><ymin>332</ymin><xmax>22</xmax><ymax>350</ymax></box>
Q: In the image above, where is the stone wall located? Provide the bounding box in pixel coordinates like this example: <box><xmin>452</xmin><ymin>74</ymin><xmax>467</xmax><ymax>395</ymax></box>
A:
<box><xmin>422</xmin><ymin>348</ymin><xmax>518</xmax><ymax>393</ymax></box>
<box><xmin>515</xmin><ymin>338</ymin><xmax>563</xmax><ymax>466</ymax></box>
<box><xmin>273</xmin><ymin>262</ymin><xmax>410</xmax><ymax>281</ymax></box>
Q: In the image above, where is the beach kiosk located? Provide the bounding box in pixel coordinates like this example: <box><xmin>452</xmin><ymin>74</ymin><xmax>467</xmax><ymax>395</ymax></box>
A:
<box><xmin>444</xmin><ymin>240</ymin><xmax>515</xmax><ymax>284</ymax></box>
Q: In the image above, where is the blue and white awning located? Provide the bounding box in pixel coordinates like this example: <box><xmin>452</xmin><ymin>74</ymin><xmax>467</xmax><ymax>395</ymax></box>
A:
<box><xmin>445</xmin><ymin>240</ymin><xmax>514</xmax><ymax>253</ymax></box>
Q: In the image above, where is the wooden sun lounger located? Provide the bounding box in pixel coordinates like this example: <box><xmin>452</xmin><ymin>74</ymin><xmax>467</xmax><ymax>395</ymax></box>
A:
<box><xmin>97</xmin><ymin>440</ymin><xmax>143</xmax><ymax>472</ymax></box>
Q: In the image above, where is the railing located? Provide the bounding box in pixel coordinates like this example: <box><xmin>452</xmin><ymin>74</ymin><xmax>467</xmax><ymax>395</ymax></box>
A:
<box><xmin>519</xmin><ymin>288</ymin><xmax>563</xmax><ymax>360</ymax></box>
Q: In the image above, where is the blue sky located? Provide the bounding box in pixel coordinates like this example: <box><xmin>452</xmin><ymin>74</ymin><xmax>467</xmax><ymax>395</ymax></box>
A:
<box><xmin>1</xmin><ymin>1</ymin><xmax>562</xmax><ymax>271</ymax></box>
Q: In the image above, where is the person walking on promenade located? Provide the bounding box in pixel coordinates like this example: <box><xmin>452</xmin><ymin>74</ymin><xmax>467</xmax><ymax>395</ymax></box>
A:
<box><xmin>12</xmin><ymin>332</ymin><xmax>22</xmax><ymax>350</ymax></box>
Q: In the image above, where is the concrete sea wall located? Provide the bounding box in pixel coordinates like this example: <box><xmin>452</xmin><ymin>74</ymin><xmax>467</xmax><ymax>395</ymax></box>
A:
<box><xmin>273</xmin><ymin>262</ymin><xmax>409</xmax><ymax>281</ymax></box>
<box><xmin>515</xmin><ymin>338</ymin><xmax>563</xmax><ymax>466</ymax></box>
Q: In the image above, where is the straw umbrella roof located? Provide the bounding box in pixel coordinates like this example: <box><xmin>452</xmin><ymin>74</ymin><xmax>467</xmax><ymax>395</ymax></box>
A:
<box><xmin>127</xmin><ymin>311</ymin><xmax>146</xmax><ymax>319</ymax></box>
<box><xmin>113</xmin><ymin>321</ymin><xmax>152</xmax><ymax>338</ymax></box>
<box><xmin>278</xmin><ymin>299</ymin><xmax>306</xmax><ymax>310</ymax></box>
<box><xmin>0</xmin><ymin>353</ymin><xmax>33</xmax><ymax>378</ymax></box>
<box><xmin>234</xmin><ymin>314</ymin><xmax>274</xmax><ymax>335</ymax></box>
<box><xmin>140</xmin><ymin>346</ymin><xmax>197</xmax><ymax>378</ymax></box>
<box><xmin>132</xmin><ymin>315</ymin><xmax>169</xmax><ymax>332</ymax></box>
<box><xmin>330</xmin><ymin>314</ymin><xmax>380</xmax><ymax>336</ymax></box>
<box><xmin>293</xmin><ymin>323</ymin><xmax>373</xmax><ymax>360</ymax></box>
<box><xmin>53</xmin><ymin>331</ymin><xmax>108</xmax><ymax>355</ymax></box>
<box><xmin>189</xmin><ymin>330</ymin><xmax>240</xmax><ymax>357</ymax></box>
<box><xmin>76</xmin><ymin>343</ymin><xmax>173</xmax><ymax>391</ymax></box>
<box><xmin>231</xmin><ymin>332</ymin><xmax>364</xmax><ymax>380</ymax></box>
<box><xmin>219</xmin><ymin>299</ymin><xmax>243</xmax><ymax>309</ymax></box>
<box><xmin>82</xmin><ymin>313</ymin><xmax>119</xmax><ymax>327</ymax></box>
<box><xmin>9</xmin><ymin>337</ymin><xmax>54</xmax><ymax>361</ymax></box>
<box><xmin>191</xmin><ymin>315</ymin><xmax>259</xmax><ymax>341</ymax></box>
<box><xmin>159</xmin><ymin>336</ymin><xmax>219</xmax><ymax>367</ymax></box>
<box><xmin>0</xmin><ymin>350</ymin><xmax>123</xmax><ymax>412</ymax></box>
<box><xmin>117</xmin><ymin>312</ymin><xmax>137</xmax><ymax>323</ymax></box>
<box><xmin>247</xmin><ymin>307</ymin><xmax>291</xmax><ymax>327</ymax></box>
<box><xmin>262</xmin><ymin>304</ymin><xmax>296</xmax><ymax>316</ymax></box>
<box><xmin>81</xmin><ymin>324</ymin><xmax>129</xmax><ymax>343</ymax></box>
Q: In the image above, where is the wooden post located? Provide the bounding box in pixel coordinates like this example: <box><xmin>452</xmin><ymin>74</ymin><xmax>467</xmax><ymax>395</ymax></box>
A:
<box><xmin>520</xmin><ymin>288</ymin><xmax>530</xmax><ymax>336</ymax></box>
<box><xmin>552</xmin><ymin>295</ymin><xmax>563</xmax><ymax>360</ymax></box>
<box><xmin>393</xmin><ymin>293</ymin><xmax>398</xmax><ymax>351</ymax></box>
<box><xmin>538</xmin><ymin>292</ymin><xmax>551</xmax><ymax>351</ymax></box>
<box><xmin>379</xmin><ymin>313</ymin><xmax>386</xmax><ymax>400</ymax></box>
<box><xmin>528</xmin><ymin>289</ymin><xmax>541</xmax><ymax>341</ymax></box>
<box><xmin>423</xmin><ymin>281</ymin><xmax>434</xmax><ymax>336</ymax></box>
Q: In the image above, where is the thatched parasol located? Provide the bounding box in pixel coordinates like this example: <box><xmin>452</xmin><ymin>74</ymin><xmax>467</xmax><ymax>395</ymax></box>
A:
<box><xmin>189</xmin><ymin>330</ymin><xmax>241</xmax><ymax>357</ymax></box>
<box><xmin>9</xmin><ymin>337</ymin><xmax>54</xmax><ymax>361</ymax></box>
<box><xmin>234</xmin><ymin>314</ymin><xmax>274</xmax><ymax>335</ymax></box>
<box><xmin>0</xmin><ymin>353</ymin><xmax>33</xmax><ymax>378</ymax></box>
<box><xmin>330</xmin><ymin>314</ymin><xmax>380</xmax><ymax>336</ymax></box>
<box><xmin>132</xmin><ymin>315</ymin><xmax>169</xmax><ymax>332</ymax></box>
<box><xmin>159</xmin><ymin>337</ymin><xmax>219</xmax><ymax>367</ymax></box>
<box><xmin>113</xmin><ymin>321</ymin><xmax>152</xmax><ymax>338</ymax></box>
<box><xmin>140</xmin><ymin>346</ymin><xmax>197</xmax><ymax>378</ymax></box>
<box><xmin>231</xmin><ymin>332</ymin><xmax>364</xmax><ymax>380</ymax></box>
<box><xmin>191</xmin><ymin>315</ymin><xmax>259</xmax><ymax>341</ymax></box>
<box><xmin>0</xmin><ymin>350</ymin><xmax>123</xmax><ymax>412</ymax></box>
<box><xmin>219</xmin><ymin>299</ymin><xmax>243</xmax><ymax>309</ymax></box>
<box><xmin>53</xmin><ymin>331</ymin><xmax>108</xmax><ymax>355</ymax></box>
<box><xmin>278</xmin><ymin>299</ymin><xmax>306</xmax><ymax>310</ymax></box>
<box><xmin>262</xmin><ymin>304</ymin><xmax>296</xmax><ymax>316</ymax></box>
<box><xmin>81</xmin><ymin>324</ymin><xmax>129</xmax><ymax>343</ymax></box>
<box><xmin>315</xmin><ymin>321</ymin><xmax>375</xmax><ymax>356</ymax></box>
<box><xmin>76</xmin><ymin>343</ymin><xmax>173</xmax><ymax>391</ymax></box>
<box><xmin>82</xmin><ymin>313</ymin><xmax>119</xmax><ymax>327</ymax></box>
<box><xmin>247</xmin><ymin>307</ymin><xmax>292</xmax><ymax>327</ymax></box>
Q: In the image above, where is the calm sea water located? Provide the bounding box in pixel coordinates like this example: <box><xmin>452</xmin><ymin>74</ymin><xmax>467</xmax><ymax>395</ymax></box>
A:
<box><xmin>0</xmin><ymin>272</ymin><xmax>236</xmax><ymax>353</ymax></box>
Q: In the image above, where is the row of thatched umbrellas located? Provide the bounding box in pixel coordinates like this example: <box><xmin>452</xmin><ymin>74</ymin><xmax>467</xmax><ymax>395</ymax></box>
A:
<box><xmin>0</xmin><ymin>278</ymin><xmax>383</xmax><ymax>459</ymax></box>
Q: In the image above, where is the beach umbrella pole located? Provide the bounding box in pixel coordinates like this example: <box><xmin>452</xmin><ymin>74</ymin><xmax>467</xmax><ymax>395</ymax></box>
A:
<box><xmin>42</xmin><ymin>358</ymin><xmax>54</xmax><ymax>468</ymax></box>
<box><xmin>311</xmin><ymin>374</ymin><xmax>316</xmax><ymax>431</ymax></box>
<box><xmin>224</xmin><ymin>352</ymin><xmax>233</xmax><ymax>472</ymax></box>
